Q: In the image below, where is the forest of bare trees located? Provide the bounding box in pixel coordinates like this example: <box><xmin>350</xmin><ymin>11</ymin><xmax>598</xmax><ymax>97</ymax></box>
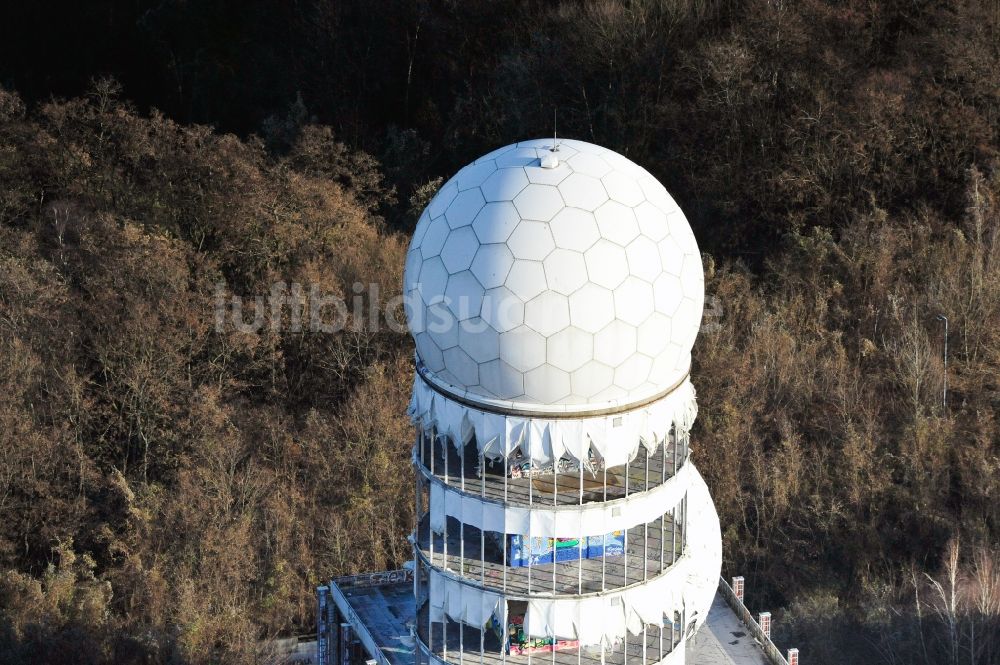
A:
<box><xmin>0</xmin><ymin>1</ymin><xmax>998</xmax><ymax>663</ymax></box>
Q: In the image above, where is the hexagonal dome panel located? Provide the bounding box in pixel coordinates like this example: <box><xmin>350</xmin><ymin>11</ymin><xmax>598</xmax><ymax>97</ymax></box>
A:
<box><xmin>454</xmin><ymin>160</ymin><xmax>497</xmax><ymax>191</ymax></box>
<box><xmin>427</xmin><ymin>182</ymin><xmax>458</xmax><ymax>219</ymax></box>
<box><xmin>415</xmin><ymin>332</ymin><xmax>445</xmax><ymax>372</ymax></box>
<box><xmin>479</xmin><ymin>359</ymin><xmax>524</xmax><ymax>400</ymax></box>
<box><xmin>507</xmin><ymin>221</ymin><xmax>555</xmax><ymax>261</ymax></box>
<box><xmin>637</xmin><ymin>312</ymin><xmax>672</xmax><ymax>357</ymax></box>
<box><xmin>471</xmin><ymin>243</ymin><xmax>514</xmax><ymax>289</ymax></box>
<box><xmin>571</xmin><ymin>361</ymin><xmax>615</xmax><ymax>399</ymax></box>
<box><xmin>543</xmin><ymin>249</ymin><xmax>588</xmax><ymax>295</ymax></box>
<box><xmin>499</xmin><ymin>325</ymin><xmax>546</xmax><ymax>373</ymax></box>
<box><xmin>417</xmin><ymin>257</ymin><xmax>449</xmax><ymax>302</ymax></box>
<box><xmin>653</xmin><ymin>273</ymin><xmax>683</xmax><ymax>316</ymax></box>
<box><xmin>403</xmin><ymin>138</ymin><xmax>703</xmax><ymax>408</ymax></box>
<box><xmin>513</xmin><ymin>184</ymin><xmax>564</xmax><ymax>222</ymax></box>
<box><xmin>440</xmin><ymin>226</ymin><xmax>478</xmax><ymax>274</ymax></box>
<box><xmin>425</xmin><ymin>298</ymin><xmax>459</xmax><ymax>351</ymax></box>
<box><xmin>613</xmin><ymin>277</ymin><xmax>655</xmax><ymax>327</ymax></box>
<box><xmin>443</xmin><ymin>346</ymin><xmax>480</xmax><ymax>386</ymax></box>
<box><xmin>403</xmin><ymin>247</ymin><xmax>422</xmax><ymax>294</ymax></box>
<box><xmin>550</xmin><ymin>207</ymin><xmax>601</xmax><ymax>252</ymax></box>
<box><xmin>526</xmin><ymin>162</ymin><xmax>572</xmax><ymax>186</ymax></box>
<box><xmin>658</xmin><ymin>235</ymin><xmax>685</xmax><ymax>275</ymax></box>
<box><xmin>444</xmin><ymin>271</ymin><xmax>483</xmax><ymax>320</ymax></box>
<box><xmin>524</xmin><ymin>365</ymin><xmax>572</xmax><ymax>404</ymax></box>
<box><xmin>481</xmin><ymin>286</ymin><xmax>524</xmax><ymax>333</ymax></box>
<box><xmin>602</xmin><ymin>170</ymin><xmax>645</xmax><ymax>207</ymax></box>
<box><xmin>558</xmin><ymin>173</ymin><xmax>608</xmax><ymax>212</ymax></box>
<box><xmin>411</xmin><ymin>209</ymin><xmax>431</xmax><ymax>248</ymax></box>
<box><xmin>472</xmin><ymin>202</ymin><xmax>521</xmax><ymax>244</ymax></box>
<box><xmin>625</xmin><ymin>236</ymin><xmax>662</xmax><ymax>283</ymax></box>
<box><xmin>481</xmin><ymin>167</ymin><xmax>529</xmax><ymax>202</ymax></box>
<box><xmin>567</xmin><ymin>152</ymin><xmax>612</xmax><ymax>178</ymax></box>
<box><xmin>524</xmin><ymin>290</ymin><xmax>570</xmax><ymax>337</ymax></box>
<box><xmin>458</xmin><ymin>319</ymin><xmax>500</xmax><ymax>364</ymax></box>
<box><xmin>585</xmin><ymin>240</ymin><xmax>629</xmax><ymax>290</ymax></box>
<box><xmin>594</xmin><ymin>319</ymin><xmax>637</xmax><ymax>368</ymax></box>
<box><xmin>496</xmin><ymin>147</ymin><xmax>541</xmax><ymax>168</ymax></box>
<box><xmin>614</xmin><ymin>353</ymin><xmax>653</xmax><ymax>391</ymax></box>
<box><xmin>505</xmin><ymin>260</ymin><xmax>547</xmax><ymax>302</ymax></box>
<box><xmin>445</xmin><ymin>189</ymin><xmax>486</xmax><ymax>229</ymax></box>
<box><xmin>640</xmin><ymin>178</ymin><xmax>677</xmax><ymax>215</ymax></box>
<box><xmin>595</xmin><ymin>201</ymin><xmax>640</xmax><ymax>246</ymax></box>
<box><xmin>547</xmin><ymin>326</ymin><xmax>593</xmax><ymax>373</ymax></box>
<box><xmin>569</xmin><ymin>283</ymin><xmax>616</xmax><ymax>334</ymax></box>
<box><xmin>635</xmin><ymin>201</ymin><xmax>670</xmax><ymax>241</ymax></box>
<box><xmin>419</xmin><ymin>216</ymin><xmax>450</xmax><ymax>260</ymax></box>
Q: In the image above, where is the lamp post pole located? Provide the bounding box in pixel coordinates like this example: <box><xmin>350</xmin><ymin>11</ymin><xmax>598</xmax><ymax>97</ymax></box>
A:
<box><xmin>936</xmin><ymin>314</ymin><xmax>948</xmax><ymax>410</ymax></box>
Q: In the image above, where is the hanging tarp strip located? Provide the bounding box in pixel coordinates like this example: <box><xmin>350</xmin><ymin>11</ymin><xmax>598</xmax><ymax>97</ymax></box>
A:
<box><xmin>408</xmin><ymin>374</ymin><xmax>698</xmax><ymax>469</ymax></box>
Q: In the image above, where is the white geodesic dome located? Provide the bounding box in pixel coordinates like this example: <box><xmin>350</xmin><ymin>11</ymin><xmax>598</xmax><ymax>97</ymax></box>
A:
<box><xmin>403</xmin><ymin>139</ymin><xmax>704</xmax><ymax>410</ymax></box>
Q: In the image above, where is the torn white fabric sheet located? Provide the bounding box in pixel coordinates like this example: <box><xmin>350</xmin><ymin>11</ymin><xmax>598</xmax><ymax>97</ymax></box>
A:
<box><xmin>408</xmin><ymin>374</ymin><xmax>698</xmax><ymax>469</ymax></box>
<box><xmin>429</xmin><ymin>483</ymin><xmax>445</xmax><ymax>532</ymax></box>
<box><xmin>425</xmin><ymin>566</ymin><xmax>504</xmax><ymax>628</ymax></box>
<box><xmin>423</xmin><ymin>558</ymin><xmax>689</xmax><ymax>646</ymax></box>
<box><xmin>680</xmin><ymin>465</ymin><xmax>723</xmax><ymax>632</ymax></box>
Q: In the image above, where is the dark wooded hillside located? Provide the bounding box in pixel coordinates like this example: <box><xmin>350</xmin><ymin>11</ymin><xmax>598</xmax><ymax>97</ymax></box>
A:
<box><xmin>0</xmin><ymin>1</ymin><xmax>998</xmax><ymax>663</ymax></box>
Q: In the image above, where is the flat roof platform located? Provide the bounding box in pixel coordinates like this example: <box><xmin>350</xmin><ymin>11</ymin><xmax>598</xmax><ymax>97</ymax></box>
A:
<box><xmin>325</xmin><ymin>572</ymin><xmax>416</xmax><ymax>665</ymax></box>
<box><xmin>684</xmin><ymin>595</ymin><xmax>771</xmax><ymax>665</ymax></box>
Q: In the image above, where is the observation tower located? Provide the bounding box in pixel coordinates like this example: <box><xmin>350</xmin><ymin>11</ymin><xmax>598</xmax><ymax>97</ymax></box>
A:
<box><xmin>404</xmin><ymin>138</ymin><xmax>720</xmax><ymax>665</ymax></box>
<box><xmin>314</xmin><ymin>140</ymin><xmax>783</xmax><ymax>665</ymax></box>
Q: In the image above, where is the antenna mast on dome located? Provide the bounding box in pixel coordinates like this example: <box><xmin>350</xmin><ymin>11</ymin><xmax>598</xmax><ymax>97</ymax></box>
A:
<box><xmin>552</xmin><ymin>107</ymin><xmax>559</xmax><ymax>152</ymax></box>
<box><xmin>540</xmin><ymin>108</ymin><xmax>561</xmax><ymax>168</ymax></box>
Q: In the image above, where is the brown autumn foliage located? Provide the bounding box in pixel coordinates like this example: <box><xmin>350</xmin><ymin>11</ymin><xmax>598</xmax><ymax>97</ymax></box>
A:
<box><xmin>0</xmin><ymin>82</ymin><xmax>412</xmax><ymax>663</ymax></box>
<box><xmin>0</xmin><ymin>1</ymin><xmax>998</xmax><ymax>663</ymax></box>
<box><xmin>698</xmin><ymin>181</ymin><xmax>1000</xmax><ymax>662</ymax></box>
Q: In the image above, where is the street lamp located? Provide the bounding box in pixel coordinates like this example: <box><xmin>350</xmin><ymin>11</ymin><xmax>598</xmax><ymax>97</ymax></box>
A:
<box><xmin>936</xmin><ymin>314</ymin><xmax>948</xmax><ymax>410</ymax></box>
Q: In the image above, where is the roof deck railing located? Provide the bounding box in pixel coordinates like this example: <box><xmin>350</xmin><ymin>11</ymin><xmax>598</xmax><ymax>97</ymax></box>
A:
<box><xmin>717</xmin><ymin>576</ymin><xmax>790</xmax><ymax>665</ymax></box>
<box><xmin>335</xmin><ymin>569</ymin><xmax>414</xmax><ymax>589</ymax></box>
<box><xmin>321</xmin><ymin>572</ymin><xmax>413</xmax><ymax>665</ymax></box>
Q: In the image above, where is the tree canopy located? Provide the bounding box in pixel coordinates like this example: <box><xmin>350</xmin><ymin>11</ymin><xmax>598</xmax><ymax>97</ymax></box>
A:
<box><xmin>0</xmin><ymin>1</ymin><xmax>998</xmax><ymax>663</ymax></box>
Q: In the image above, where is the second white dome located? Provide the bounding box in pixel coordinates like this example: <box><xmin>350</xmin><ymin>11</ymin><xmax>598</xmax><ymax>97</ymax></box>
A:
<box><xmin>404</xmin><ymin>139</ymin><xmax>704</xmax><ymax>411</ymax></box>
